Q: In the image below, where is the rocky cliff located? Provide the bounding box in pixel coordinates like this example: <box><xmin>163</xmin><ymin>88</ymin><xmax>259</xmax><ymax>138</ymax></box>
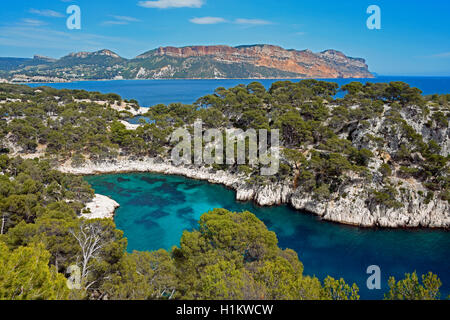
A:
<box><xmin>134</xmin><ymin>44</ymin><xmax>373</xmax><ymax>79</ymax></box>
<box><xmin>1</xmin><ymin>45</ymin><xmax>373</xmax><ymax>81</ymax></box>
<box><xmin>58</xmin><ymin>156</ymin><xmax>449</xmax><ymax>229</ymax></box>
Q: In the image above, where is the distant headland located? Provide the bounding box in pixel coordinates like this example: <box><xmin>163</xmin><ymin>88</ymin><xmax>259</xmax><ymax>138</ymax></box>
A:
<box><xmin>0</xmin><ymin>44</ymin><xmax>374</xmax><ymax>83</ymax></box>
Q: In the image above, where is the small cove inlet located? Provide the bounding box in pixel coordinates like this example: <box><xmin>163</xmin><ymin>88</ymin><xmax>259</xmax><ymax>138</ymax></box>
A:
<box><xmin>85</xmin><ymin>172</ymin><xmax>450</xmax><ymax>300</ymax></box>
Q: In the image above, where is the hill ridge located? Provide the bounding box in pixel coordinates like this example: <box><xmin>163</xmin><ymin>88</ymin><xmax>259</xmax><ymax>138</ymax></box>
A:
<box><xmin>0</xmin><ymin>44</ymin><xmax>374</xmax><ymax>82</ymax></box>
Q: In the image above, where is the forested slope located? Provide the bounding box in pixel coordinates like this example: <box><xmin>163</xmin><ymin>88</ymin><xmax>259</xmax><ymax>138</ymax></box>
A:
<box><xmin>1</xmin><ymin>80</ymin><xmax>448</xmax><ymax>227</ymax></box>
<box><xmin>0</xmin><ymin>81</ymin><xmax>448</xmax><ymax>299</ymax></box>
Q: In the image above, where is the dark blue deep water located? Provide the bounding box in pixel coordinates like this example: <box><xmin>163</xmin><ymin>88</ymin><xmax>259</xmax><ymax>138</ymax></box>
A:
<box><xmin>85</xmin><ymin>173</ymin><xmax>450</xmax><ymax>300</ymax></box>
<box><xmin>29</xmin><ymin>76</ymin><xmax>450</xmax><ymax>107</ymax></box>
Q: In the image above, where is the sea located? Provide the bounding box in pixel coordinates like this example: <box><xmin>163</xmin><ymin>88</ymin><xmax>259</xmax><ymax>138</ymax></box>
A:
<box><xmin>28</xmin><ymin>76</ymin><xmax>450</xmax><ymax>107</ymax></box>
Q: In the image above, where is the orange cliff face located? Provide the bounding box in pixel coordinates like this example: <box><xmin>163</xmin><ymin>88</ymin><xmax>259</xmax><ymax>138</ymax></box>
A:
<box><xmin>137</xmin><ymin>44</ymin><xmax>374</xmax><ymax>79</ymax></box>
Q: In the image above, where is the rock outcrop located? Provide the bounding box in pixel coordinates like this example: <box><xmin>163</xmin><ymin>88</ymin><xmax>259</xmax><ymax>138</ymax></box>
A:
<box><xmin>82</xmin><ymin>194</ymin><xmax>120</xmax><ymax>220</ymax></box>
<box><xmin>0</xmin><ymin>44</ymin><xmax>373</xmax><ymax>81</ymax></box>
<box><xmin>135</xmin><ymin>44</ymin><xmax>374</xmax><ymax>79</ymax></box>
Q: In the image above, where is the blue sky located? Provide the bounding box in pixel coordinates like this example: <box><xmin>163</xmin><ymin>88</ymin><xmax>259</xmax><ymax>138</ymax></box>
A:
<box><xmin>0</xmin><ymin>0</ymin><xmax>449</xmax><ymax>75</ymax></box>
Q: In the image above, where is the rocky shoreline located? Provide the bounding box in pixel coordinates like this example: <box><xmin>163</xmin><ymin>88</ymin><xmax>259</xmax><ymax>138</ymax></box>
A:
<box><xmin>59</xmin><ymin>158</ymin><xmax>450</xmax><ymax>229</ymax></box>
<box><xmin>82</xmin><ymin>194</ymin><xmax>120</xmax><ymax>220</ymax></box>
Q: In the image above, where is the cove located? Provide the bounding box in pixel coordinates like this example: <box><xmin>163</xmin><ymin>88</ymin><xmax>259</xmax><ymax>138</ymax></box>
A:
<box><xmin>85</xmin><ymin>172</ymin><xmax>450</xmax><ymax>300</ymax></box>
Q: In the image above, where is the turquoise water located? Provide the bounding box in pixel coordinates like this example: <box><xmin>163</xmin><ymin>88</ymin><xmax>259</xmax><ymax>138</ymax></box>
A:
<box><xmin>86</xmin><ymin>173</ymin><xmax>450</xmax><ymax>300</ymax></box>
<box><xmin>29</xmin><ymin>76</ymin><xmax>450</xmax><ymax>107</ymax></box>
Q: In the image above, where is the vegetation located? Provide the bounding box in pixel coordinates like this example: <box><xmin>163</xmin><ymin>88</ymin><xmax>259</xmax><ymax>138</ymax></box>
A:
<box><xmin>385</xmin><ymin>271</ymin><xmax>442</xmax><ymax>300</ymax></box>
<box><xmin>0</xmin><ymin>242</ymin><xmax>69</xmax><ymax>300</ymax></box>
<box><xmin>0</xmin><ymin>157</ymin><xmax>445</xmax><ymax>300</ymax></box>
<box><xmin>0</xmin><ymin>81</ymin><xmax>448</xmax><ymax>300</ymax></box>
<box><xmin>2</xmin><ymin>80</ymin><xmax>447</xmax><ymax>206</ymax></box>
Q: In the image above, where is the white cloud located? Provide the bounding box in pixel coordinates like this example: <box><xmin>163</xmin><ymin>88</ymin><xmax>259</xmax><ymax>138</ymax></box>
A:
<box><xmin>0</xmin><ymin>25</ymin><xmax>141</xmax><ymax>54</ymax></box>
<box><xmin>20</xmin><ymin>19</ymin><xmax>47</xmax><ymax>26</ymax></box>
<box><xmin>102</xmin><ymin>21</ymin><xmax>129</xmax><ymax>26</ymax></box>
<box><xmin>138</xmin><ymin>0</ymin><xmax>204</xmax><ymax>9</ymax></box>
<box><xmin>189</xmin><ymin>17</ymin><xmax>273</xmax><ymax>26</ymax></box>
<box><xmin>234</xmin><ymin>18</ymin><xmax>273</xmax><ymax>25</ymax></box>
<box><xmin>102</xmin><ymin>15</ymin><xmax>141</xmax><ymax>26</ymax></box>
<box><xmin>29</xmin><ymin>9</ymin><xmax>64</xmax><ymax>18</ymax></box>
<box><xmin>111</xmin><ymin>15</ymin><xmax>141</xmax><ymax>22</ymax></box>
<box><xmin>190</xmin><ymin>17</ymin><xmax>226</xmax><ymax>25</ymax></box>
<box><xmin>431</xmin><ymin>52</ymin><xmax>450</xmax><ymax>58</ymax></box>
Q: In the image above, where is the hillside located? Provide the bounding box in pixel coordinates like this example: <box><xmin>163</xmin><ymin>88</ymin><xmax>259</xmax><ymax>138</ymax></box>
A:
<box><xmin>0</xmin><ymin>45</ymin><xmax>374</xmax><ymax>82</ymax></box>
<box><xmin>0</xmin><ymin>80</ymin><xmax>448</xmax><ymax>228</ymax></box>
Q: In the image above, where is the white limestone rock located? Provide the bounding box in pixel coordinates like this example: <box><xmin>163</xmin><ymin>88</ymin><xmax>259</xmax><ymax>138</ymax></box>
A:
<box><xmin>82</xmin><ymin>194</ymin><xmax>120</xmax><ymax>220</ymax></box>
<box><xmin>59</xmin><ymin>157</ymin><xmax>449</xmax><ymax>229</ymax></box>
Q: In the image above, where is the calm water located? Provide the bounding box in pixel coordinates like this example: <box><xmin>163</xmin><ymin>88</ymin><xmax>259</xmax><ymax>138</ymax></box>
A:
<box><xmin>29</xmin><ymin>76</ymin><xmax>450</xmax><ymax>107</ymax></box>
<box><xmin>86</xmin><ymin>173</ymin><xmax>450</xmax><ymax>300</ymax></box>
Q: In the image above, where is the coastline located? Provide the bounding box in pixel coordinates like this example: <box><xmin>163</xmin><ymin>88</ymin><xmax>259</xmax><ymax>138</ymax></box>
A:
<box><xmin>59</xmin><ymin>158</ymin><xmax>450</xmax><ymax>229</ymax></box>
<box><xmin>82</xmin><ymin>194</ymin><xmax>120</xmax><ymax>220</ymax></box>
<box><xmin>9</xmin><ymin>75</ymin><xmax>377</xmax><ymax>85</ymax></box>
